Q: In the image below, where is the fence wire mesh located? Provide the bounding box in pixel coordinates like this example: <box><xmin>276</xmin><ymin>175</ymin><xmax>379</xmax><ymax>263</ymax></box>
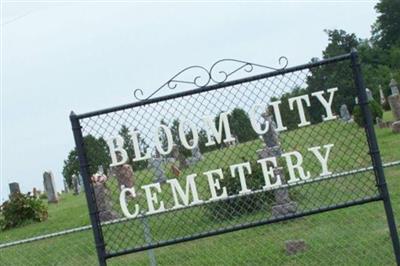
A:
<box><xmin>78</xmin><ymin>57</ymin><xmax>382</xmax><ymax>255</ymax></box>
<box><xmin>0</xmin><ymin>199</ymin><xmax>399</xmax><ymax>265</ymax></box>
<box><xmin>1</xmin><ymin>55</ymin><xmax>399</xmax><ymax>265</ymax></box>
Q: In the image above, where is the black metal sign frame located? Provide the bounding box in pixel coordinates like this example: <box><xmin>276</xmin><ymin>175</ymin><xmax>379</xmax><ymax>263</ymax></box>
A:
<box><xmin>70</xmin><ymin>50</ymin><xmax>400</xmax><ymax>266</ymax></box>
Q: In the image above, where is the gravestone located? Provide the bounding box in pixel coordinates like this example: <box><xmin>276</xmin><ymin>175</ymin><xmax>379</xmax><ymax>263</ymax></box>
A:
<box><xmin>78</xmin><ymin>174</ymin><xmax>84</xmax><ymax>191</ymax></box>
<box><xmin>9</xmin><ymin>182</ymin><xmax>20</xmax><ymax>195</ymax></box>
<box><xmin>258</xmin><ymin>109</ymin><xmax>297</xmax><ymax>217</ymax></box>
<box><xmin>377</xmin><ymin>117</ymin><xmax>392</xmax><ymax>128</ymax></box>
<box><xmin>390</xmin><ymin>78</ymin><xmax>399</xmax><ymax>95</ymax></box>
<box><xmin>150</xmin><ymin>151</ymin><xmax>167</xmax><ymax>183</ymax></box>
<box><xmin>225</xmin><ymin>136</ymin><xmax>238</xmax><ymax>147</ymax></box>
<box><xmin>33</xmin><ymin>187</ymin><xmax>38</xmax><ymax>198</ymax></box>
<box><xmin>392</xmin><ymin>121</ymin><xmax>400</xmax><ymax>133</ymax></box>
<box><xmin>188</xmin><ymin>139</ymin><xmax>203</xmax><ymax>165</ymax></box>
<box><xmin>285</xmin><ymin>240</ymin><xmax>307</xmax><ymax>256</ymax></box>
<box><xmin>63</xmin><ymin>179</ymin><xmax>69</xmax><ymax>193</ymax></box>
<box><xmin>366</xmin><ymin>88</ymin><xmax>373</xmax><ymax>102</ymax></box>
<box><xmin>379</xmin><ymin>85</ymin><xmax>386</xmax><ymax>106</ymax></box>
<box><xmin>112</xmin><ymin>164</ymin><xmax>135</xmax><ymax>189</ymax></box>
<box><xmin>91</xmin><ymin>174</ymin><xmax>118</xmax><ymax>222</ymax></box>
<box><xmin>172</xmin><ymin>144</ymin><xmax>187</xmax><ymax>169</ymax></box>
<box><xmin>388</xmin><ymin>78</ymin><xmax>400</xmax><ymax>133</ymax></box>
<box><xmin>72</xmin><ymin>174</ymin><xmax>80</xmax><ymax>195</ymax></box>
<box><xmin>340</xmin><ymin>104</ymin><xmax>351</xmax><ymax>122</ymax></box>
<box><xmin>163</xmin><ymin>157</ymin><xmax>176</xmax><ymax>164</ymax></box>
<box><xmin>191</xmin><ymin>140</ymin><xmax>203</xmax><ymax>161</ymax></box>
<box><xmin>43</xmin><ymin>171</ymin><xmax>59</xmax><ymax>203</ymax></box>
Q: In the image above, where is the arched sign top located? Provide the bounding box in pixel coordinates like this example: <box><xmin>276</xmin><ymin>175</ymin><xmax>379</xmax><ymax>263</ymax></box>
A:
<box><xmin>133</xmin><ymin>57</ymin><xmax>289</xmax><ymax>101</ymax></box>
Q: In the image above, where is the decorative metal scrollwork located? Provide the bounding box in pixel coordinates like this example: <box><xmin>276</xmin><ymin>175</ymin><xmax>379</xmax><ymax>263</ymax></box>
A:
<box><xmin>134</xmin><ymin>57</ymin><xmax>288</xmax><ymax>101</ymax></box>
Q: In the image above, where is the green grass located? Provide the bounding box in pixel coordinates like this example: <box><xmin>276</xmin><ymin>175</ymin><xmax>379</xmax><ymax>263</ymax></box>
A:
<box><xmin>0</xmin><ymin>112</ymin><xmax>399</xmax><ymax>265</ymax></box>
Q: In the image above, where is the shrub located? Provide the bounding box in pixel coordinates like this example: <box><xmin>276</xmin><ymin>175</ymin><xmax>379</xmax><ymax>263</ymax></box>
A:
<box><xmin>353</xmin><ymin>100</ymin><xmax>383</xmax><ymax>127</ymax></box>
<box><xmin>0</xmin><ymin>193</ymin><xmax>48</xmax><ymax>230</ymax></box>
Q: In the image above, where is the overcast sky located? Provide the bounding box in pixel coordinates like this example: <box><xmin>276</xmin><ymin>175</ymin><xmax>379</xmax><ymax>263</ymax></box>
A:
<box><xmin>1</xmin><ymin>1</ymin><xmax>378</xmax><ymax>202</ymax></box>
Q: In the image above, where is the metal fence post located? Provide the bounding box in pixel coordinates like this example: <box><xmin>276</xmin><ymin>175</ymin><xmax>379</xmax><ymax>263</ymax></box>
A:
<box><xmin>142</xmin><ymin>215</ymin><xmax>157</xmax><ymax>266</ymax></box>
<box><xmin>70</xmin><ymin>111</ymin><xmax>108</xmax><ymax>266</ymax></box>
<box><xmin>351</xmin><ymin>49</ymin><xmax>400</xmax><ymax>265</ymax></box>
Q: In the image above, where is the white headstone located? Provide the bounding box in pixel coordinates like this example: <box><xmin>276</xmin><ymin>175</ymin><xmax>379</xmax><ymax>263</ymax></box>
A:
<box><xmin>340</xmin><ymin>104</ymin><xmax>351</xmax><ymax>122</ymax></box>
<box><xmin>390</xmin><ymin>79</ymin><xmax>399</xmax><ymax>95</ymax></box>
<box><xmin>379</xmin><ymin>85</ymin><xmax>386</xmax><ymax>105</ymax></box>
<box><xmin>150</xmin><ymin>153</ymin><xmax>167</xmax><ymax>183</ymax></box>
<box><xmin>366</xmin><ymin>88</ymin><xmax>373</xmax><ymax>102</ymax></box>
<box><xmin>189</xmin><ymin>139</ymin><xmax>203</xmax><ymax>163</ymax></box>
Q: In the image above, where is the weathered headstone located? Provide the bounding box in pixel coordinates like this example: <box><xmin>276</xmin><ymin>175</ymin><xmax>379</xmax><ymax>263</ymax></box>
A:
<box><xmin>112</xmin><ymin>164</ymin><xmax>135</xmax><ymax>189</ymax></box>
<box><xmin>150</xmin><ymin>157</ymin><xmax>167</xmax><ymax>183</ymax></box>
<box><xmin>258</xmin><ymin>109</ymin><xmax>297</xmax><ymax>217</ymax></box>
<box><xmin>43</xmin><ymin>171</ymin><xmax>59</xmax><ymax>203</ymax></box>
<box><xmin>285</xmin><ymin>240</ymin><xmax>307</xmax><ymax>256</ymax></box>
<box><xmin>9</xmin><ymin>182</ymin><xmax>20</xmax><ymax>195</ymax></box>
<box><xmin>150</xmin><ymin>152</ymin><xmax>167</xmax><ymax>183</ymax></box>
<box><xmin>172</xmin><ymin>144</ymin><xmax>187</xmax><ymax>169</ymax></box>
<box><xmin>388</xmin><ymin>78</ymin><xmax>400</xmax><ymax>133</ymax></box>
<box><xmin>72</xmin><ymin>174</ymin><xmax>80</xmax><ymax>195</ymax></box>
<box><xmin>388</xmin><ymin>93</ymin><xmax>400</xmax><ymax>121</ymax></box>
<box><xmin>366</xmin><ymin>88</ymin><xmax>373</xmax><ymax>102</ymax></box>
<box><xmin>91</xmin><ymin>174</ymin><xmax>118</xmax><ymax>222</ymax></box>
<box><xmin>63</xmin><ymin>179</ymin><xmax>69</xmax><ymax>193</ymax></box>
<box><xmin>33</xmin><ymin>187</ymin><xmax>38</xmax><ymax>198</ymax></box>
<box><xmin>78</xmin><ymin>174</ymin><xmax>84</xmax><ymax>191</ymax></box>
<box><xmin>392</xmin><ymin>121</ymin><xmax>400</xmax><ymax>133</ymax></box>
<box><xmin>340</xmin><ymin>104</ymin><xmax>351</xmax><ymax>122</ymax></box>
<box><xmin>225</xmin><ymin>136</ymin><xmax>238</xmax><ymax>147</ymax></box>
<box><xmin>188</xmin><ymin>139</ymin><xmax>203</xmax><ymax>165</ymax></box>
<box><xmin>191</xmin><ymin>140</ymin><xmax>202</xmax><ymax>161</ymax></box>
<box><xmin>379</xmin><ymin>85</ymin><xmax>386</xmax><ymax>106</ymax></box>
<box><xmin>390</xmin><ymin>78</ymin><xmax>399</xmax><ymax>95</ymax></box>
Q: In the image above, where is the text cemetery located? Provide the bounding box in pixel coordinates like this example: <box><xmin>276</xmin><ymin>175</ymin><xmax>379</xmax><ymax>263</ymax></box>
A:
<box><xmin>105</xmin><ymin>88</ymin><xmax>339</xmax><ymax>218</ymax></box>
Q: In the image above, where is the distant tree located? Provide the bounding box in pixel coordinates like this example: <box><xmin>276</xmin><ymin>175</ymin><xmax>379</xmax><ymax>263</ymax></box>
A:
<box><xmin>307</xmin><ymin>29</ymin><xmax>360</xmax><ymax>119</ymax></box>
<box><xmin>198</xmin><ymin>128</ymin><xmax>217</xmax><ymax>153</ymax></box>
<box><xmin>270</xmin><ymin>87</ymin><xmax>311</xmax><ymax>131</ymax></box>
<box><xmin>158</xmin><ymin>119</ymin><xmax>170</xmax><ymax>153</ymax></box>
<box><xmin>62</xmin><ymin>135</ymin><xmax>111</xmax><ymax>185</ymax></box>
<box><xmin>119</xmin><ymin>125</ymin><xmax>148</xmax><ymax>170</ymax></box>
<box><xmin>371</xmin><ymin>0</ymin><xmax>400</xmax><ymax>49</ymax></box>
<box><xmin>358</xmin><ymin>40</ymin><xmax>392</xmax><ymax>98</ymax></box>
<box><xmin>229</xmin><ymin>108</ymin><xmax>258</xmax><ymax>142</ymax></box>
<box><xmin>83</xmin><ymin>135</ymin><xmax>111</xmax><ymax>175</ymax></box>
<box><xmin>62</xmin><ymin>150</ymin><xmax>79</xmax><ymax>188</ymax></box>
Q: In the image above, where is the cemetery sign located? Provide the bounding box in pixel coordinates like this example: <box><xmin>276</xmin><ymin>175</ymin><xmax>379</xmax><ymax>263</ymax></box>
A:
<box><xmin>70</xmin><ymin>50</ymin><xmax>400</xmax><ymax>265</ymax></box>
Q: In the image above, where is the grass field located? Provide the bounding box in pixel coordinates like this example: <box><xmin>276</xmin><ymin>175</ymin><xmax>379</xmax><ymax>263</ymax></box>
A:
<box><xmin>0</xmin><ymin>111</ymin><xmax>399</xmax><ymax>265</ymax></box>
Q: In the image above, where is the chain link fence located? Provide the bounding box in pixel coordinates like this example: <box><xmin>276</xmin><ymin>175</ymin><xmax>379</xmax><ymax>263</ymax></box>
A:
<box><xmin>0</xmin><ymin>190</ymin><xmax>399</xmax><ymax>265</ymax></box>
<box><xmin>1</xmin><ymin>53</ymin><xmax>399</xmax><ymax>265</ymax></box>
